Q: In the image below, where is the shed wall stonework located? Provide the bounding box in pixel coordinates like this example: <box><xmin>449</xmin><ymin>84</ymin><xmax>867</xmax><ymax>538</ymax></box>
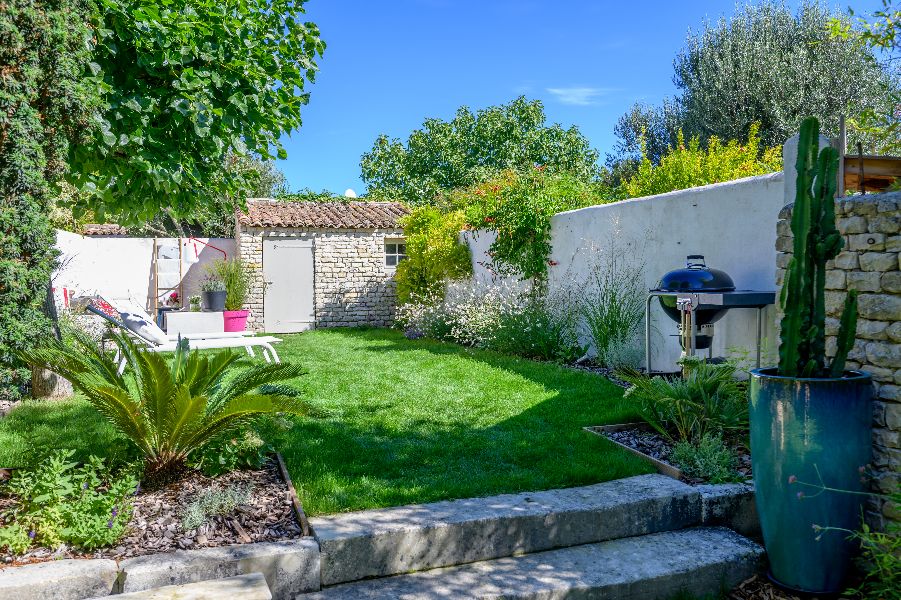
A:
<box><xmin>236</xmin><ymin>225</ymin><xmax>403</xmax><ymax>331</ymax></box>
<box><xmin>775</xmin><ymin>191</ymin><xmax>901</xmax><ymax>528</ymax></box>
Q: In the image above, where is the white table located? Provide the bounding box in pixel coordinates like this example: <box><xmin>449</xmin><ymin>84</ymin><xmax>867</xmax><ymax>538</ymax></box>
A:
<box><xmin>165</xmin><ymin>311</ymin><xmax>224</xmax><ymax>336</ymax></box>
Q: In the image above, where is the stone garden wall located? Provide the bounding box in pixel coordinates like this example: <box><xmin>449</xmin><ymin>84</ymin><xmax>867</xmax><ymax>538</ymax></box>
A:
<box><xmin>775</xmin><ymin>191</ymin><xmax>901</xmax><ymax>528</ymax></box>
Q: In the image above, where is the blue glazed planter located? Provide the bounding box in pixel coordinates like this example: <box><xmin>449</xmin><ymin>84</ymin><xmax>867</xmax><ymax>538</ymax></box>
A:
<box><xmin>749</xmin><ymin>368</ymin><xmax>873</xmax><ymax>594</ymax></box>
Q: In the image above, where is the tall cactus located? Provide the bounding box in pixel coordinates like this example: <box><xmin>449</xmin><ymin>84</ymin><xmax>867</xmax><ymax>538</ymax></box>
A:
<box><xmin>778</xmin><ymin>117</ymin><xmax>858</xmax><ymax>378</ymax></box>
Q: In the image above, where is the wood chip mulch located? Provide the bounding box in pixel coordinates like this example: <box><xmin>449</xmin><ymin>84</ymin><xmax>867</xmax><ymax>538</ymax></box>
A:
<box><xmin>593</xmin><ymin>426</ymin><xmax>753</xmax><ymax>484</ymax></box>
<box><xmin>1</xmin><ymin>460</ymin><xmax>303</xmax><ymax>566</ymax></box>
<box><xmin>728</xmin><ymin>575</ymin><xmax>856</xmax><ymax>600</ymax></box>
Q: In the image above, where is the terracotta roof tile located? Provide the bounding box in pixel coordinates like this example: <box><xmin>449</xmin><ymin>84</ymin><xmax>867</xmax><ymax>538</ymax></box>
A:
<box><xmin>81</xmin><ymin>224</ymin><xmax>128</xmax><ymax>236</ymax></box>
<box><xmin>239</xmin><ymin>199</ymin><xmax>409</xmax><ymax>230</ymax></box>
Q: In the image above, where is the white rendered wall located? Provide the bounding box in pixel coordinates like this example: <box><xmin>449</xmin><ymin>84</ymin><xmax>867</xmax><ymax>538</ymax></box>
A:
<box><xmin>54</xmin><ymin>231</ymin><xmax>235</xmax><ymax>310</ymax></box>
<box><xmin>465</xmin><ymin>171</ymin><xmax>786</xmax><ymax>372</ymax></box>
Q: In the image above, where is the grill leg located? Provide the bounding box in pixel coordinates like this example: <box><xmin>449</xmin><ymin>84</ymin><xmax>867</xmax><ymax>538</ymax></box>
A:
<box><xmin>645</xmin><ymin>295</ymin><xmax>654</xmax><ymax>374</ymax></box>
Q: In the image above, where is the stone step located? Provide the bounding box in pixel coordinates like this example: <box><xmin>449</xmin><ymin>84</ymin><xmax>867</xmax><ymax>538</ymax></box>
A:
<box><xmin>113</xmin><ymin>572</ymin><xmax>271</xmax><ymax>599</ymax></box>
<box><xmin>300</xmin><ymin>527</ymin><xmax>763</xmax><ymax>600</ymax></box>
<box><xmin>310</xmin><ymin>474</ymin><xmax>701</xmax><ymax>586</ymax></box>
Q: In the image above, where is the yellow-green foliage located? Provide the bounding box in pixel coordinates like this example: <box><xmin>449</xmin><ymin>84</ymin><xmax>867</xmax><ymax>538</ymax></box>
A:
<box><xmin>623</xmin><ymin>124</ymin><xmax>781</xmax><ymax>199</ymax></box>
<box><xmin>395</xmin><ymin>207</ymin><xmax>472</xmax><ymax>304</ymax></box>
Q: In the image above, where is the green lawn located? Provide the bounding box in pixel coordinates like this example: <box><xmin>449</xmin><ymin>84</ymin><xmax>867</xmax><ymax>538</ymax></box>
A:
<box><xmin>0</xmin><ymin>328</ymin><xmax>652</xmax><ymax>515</ymax></box>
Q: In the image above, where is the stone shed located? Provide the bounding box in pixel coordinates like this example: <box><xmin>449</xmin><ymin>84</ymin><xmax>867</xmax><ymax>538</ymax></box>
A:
<box><xmin>236</xmin><ymin>199</ymin><xmax>409</xmax><ymax>333</ymax></box>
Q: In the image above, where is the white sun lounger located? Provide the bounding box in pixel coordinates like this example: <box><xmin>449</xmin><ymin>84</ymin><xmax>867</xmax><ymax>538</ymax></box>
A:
<box><xmin>85</xmin><ymin>304</ymin><xmax>283</xmax><ymax>372</ymax></box>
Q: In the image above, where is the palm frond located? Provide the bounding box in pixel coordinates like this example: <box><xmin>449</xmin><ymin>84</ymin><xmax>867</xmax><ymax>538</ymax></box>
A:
<box><xmin>183</xmin><ymin>393</ymin><xmax>309</xmax><ymax>451</ymax></box>
<box><xmin>211</xmin><ymin>363</ymin><xmax>306</xmax><ymax>408</ymax></box>
<box><xmin>166</xmin><ymin>387</ymin><xmax>208</xmax><ymax>454</ymax></box>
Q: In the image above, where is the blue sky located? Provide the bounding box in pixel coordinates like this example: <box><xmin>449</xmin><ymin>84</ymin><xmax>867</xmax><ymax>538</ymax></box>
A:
<box><xmin>279</xmin><ymin>0</ymin><xmax>882</xmax><ymax>195</ymax></box>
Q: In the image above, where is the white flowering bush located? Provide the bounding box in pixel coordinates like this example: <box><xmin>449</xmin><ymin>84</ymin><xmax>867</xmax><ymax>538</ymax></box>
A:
<box><xmin>397</xmin><ymin>279</ymin><xmax>584</xmax><ymax>362</ymax></box>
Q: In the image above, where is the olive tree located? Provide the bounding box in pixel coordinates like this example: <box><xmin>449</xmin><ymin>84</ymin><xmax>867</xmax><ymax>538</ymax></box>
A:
<box><xmin>610</xmin><ymin>0</ymin><xmax>898</xmax><ymax>164</ymax></box>
<box><xmin>675</xmin><ymin>0</ymin><xmax>897</xmax><ymax>149</ymax></box>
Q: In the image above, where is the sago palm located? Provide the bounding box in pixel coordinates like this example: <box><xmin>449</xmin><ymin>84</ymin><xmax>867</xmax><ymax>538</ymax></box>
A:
<box><xmin>21</xmin><ymin>330</ymin><xmax>309</xmax><ymax>483</ymax></box>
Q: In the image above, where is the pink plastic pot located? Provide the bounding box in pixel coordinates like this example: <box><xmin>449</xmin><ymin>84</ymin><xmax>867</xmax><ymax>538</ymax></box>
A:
<box><xmin>223</xmin><ymin>310</ymin><xmax>249</xmax><ymax>332</ymax></box>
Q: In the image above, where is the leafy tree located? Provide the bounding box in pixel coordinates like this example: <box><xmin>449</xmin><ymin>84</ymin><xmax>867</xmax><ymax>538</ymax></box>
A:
<box><xmin>673</xmin><ymin>0</ymin><xmax>897</xmax><ymax>149</ymax></box>
<box><xmin>609</xmin><ymin>100</ymin><xmax>683</xmax><ymax>167</ymax></box>
<box><xmin>0</xmin><ymin>0</ymin><xmax>101</xmax><ymax>401</ymax></box>
<box><xmin>610</xmin><ymin>1</ymin><xmax>898</xmax><ymax>164</ymax></box>
<box><xmin>54</xmin><ymin>154</ymin><xmax>290</xmax><ymax>237</ymax></box>
<box><xmin>829</xmin><ymin>0</ymin><xmax>901</xmax><ymax>153</ymax></box>
<box><xmin>67</xmin><ymin>0</ymin><xmax>325</xmax><ymax>225</ymax></box>
<box><xmin>361</xmin><ymin>96</ymin><xmax>601</xmax><ymax>204</ymax></box>
<box><xmin>279</xmin><ymin>188</ymin><xmax>348</xmax><ymax>203</ymax></box>
<box><xmin>623</xmin><ymin>124</ymin><xmax>782</xmax><ymax>199</ymax></box>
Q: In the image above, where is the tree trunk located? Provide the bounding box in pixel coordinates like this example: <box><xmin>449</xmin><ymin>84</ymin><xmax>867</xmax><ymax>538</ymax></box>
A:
<box><xmin>31</xmin><ymin>280</ymin><xmax>73</xmax><ymax>399</ymax></box>
<box><xmin>31</xmin><ymin>365</ymin><xmax>73</xmax><ymax>398</ymax></box>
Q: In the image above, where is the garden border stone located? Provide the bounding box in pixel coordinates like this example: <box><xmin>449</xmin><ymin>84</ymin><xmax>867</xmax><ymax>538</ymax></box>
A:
<box><xmin>117</xmin><ymin>539</ymin><xmax>320</xmax><ymax>600</ymax></box>
<box><xmin>113</xmin><ymin>572</ymin><xmax>272</xmax><ymax>599</ymax></box>
<box><xmin>0</xmin><ymin>558</ymin><xmax>118</xmax><ymax>600</ymax></box>
<box><xmin>310</xmin><ymin>473</ymin><xmax>702</xmax><ymax>586</ymax></box>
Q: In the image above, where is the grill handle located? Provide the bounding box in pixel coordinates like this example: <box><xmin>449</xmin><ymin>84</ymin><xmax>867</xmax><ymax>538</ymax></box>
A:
<box><xmin>686</xmin><ymin>254</ymin><xmax>707</xmax><ymax>269</ymax></box>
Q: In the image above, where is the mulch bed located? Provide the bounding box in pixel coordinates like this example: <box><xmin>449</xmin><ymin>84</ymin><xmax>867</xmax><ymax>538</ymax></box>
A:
<box><xmin>568</xmin><ymin>363</ymin><xmax>632</xmax><ymax>388</ymax></box>
<box><xmin>728</xmin><ymin>575</ymin><xmax>856</xmax><ymax>600</ymax></box>
<box><xmin>590</xmin><ymin>425</ymin><xmax>753</xmax><ymax>484</ymax></box>
<box><xmin>1</xmin><ymin>460</ymin><xmax>303</xmax><ymax>566</ymax></box>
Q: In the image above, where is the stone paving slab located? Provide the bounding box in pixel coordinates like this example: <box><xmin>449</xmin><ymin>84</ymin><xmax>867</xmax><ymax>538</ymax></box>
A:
<box><xmin>112</xmin><ymin>572</ymin><xmax>272</xmax><ymax>599</ymax></box>
<box><xmin>119</xmin><ymin>539</ymin><xmax>319</xmax><ymax>600</ymax></box>
<box><xmin>0</xmin><ymin>558</ymin><xmax>118</xmax><ymax>600</ymax></box>
<box><xmin>310</xmin><ymin>474</ymin><xmax>701</xmax><ymax>585</ymax></box>
<box><xmin>301</xmin><ymin>526</ymin><xmax>764</xmax><ymax>600</ymax></box>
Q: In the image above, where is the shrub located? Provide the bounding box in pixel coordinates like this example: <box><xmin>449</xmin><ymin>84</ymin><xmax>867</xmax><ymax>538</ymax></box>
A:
<box><xmin>490</xmin><ymin>288</ymin><xmax>585</xmax><ymax>362</ymax></box>
<box><xmin>394</xmin><ymin>207</ymin><xmax>472</xmax><ymax>304</ymax></box>
<box><xmin>623</xmin><ymin>124</ymin><xmax>781</xmax><ymax>199</ymax></box>
<box><xmin>671</xmin><ymin>433</ymin><xmax>742</xmax><ymax>483</ymax></box>
<box><xmin>189</xmin><ymin>429</ymin><xmax>272</xmax><ymax>477</ymax></box>
<box><xmin>181</xmin><ymin>483</ymin><xmax>254</xmax><ymax>531</ymax></box>
<box><xmin>0</xmin><ymin>0</ymin><xmax>99</xmax><ymax>403</ymax></box>
<box><xmin>460</xmin><ymin>169</ymin><xmax>612</xmax><ymax>282</ymax></box>
<box><xmin>0</xmin><ymin>450</ymin><xmax>138</xmax><ymax>554</ymax></box>
<box><xmin>397</xmin><ymin>279</ymin><xmax>584</xmax><ymax>362</ymax></box>
<box><xmin>580</xmin><ymin>251</ymin><xmax>646</xmax><ymax>369</ymax></box>
<box><xmin>20</xmin><ymin>330</ymin><xmax>310</xmax><ymax>484</ymax></box>
<box><xmin>619</xmin><ymin>360</ymin><xmax>748</xmax><ymax>443</ymax></box>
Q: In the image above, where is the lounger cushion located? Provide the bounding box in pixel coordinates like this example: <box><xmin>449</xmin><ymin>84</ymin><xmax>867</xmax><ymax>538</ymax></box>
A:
<box><xmin>120</xmin><ymin>310</ymin><xmax>168</xmax><ymax>344</ymax></box>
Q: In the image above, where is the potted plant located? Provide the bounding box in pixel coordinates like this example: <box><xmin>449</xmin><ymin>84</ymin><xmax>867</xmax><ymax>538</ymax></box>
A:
<box><xmin>165</xmin><ymin>291</ymin><xmax>181</xmax><ymax>309</ymax></box>
<box><xmin>749</xmin><ymin>117</ymin><xmax>872</xmax><ymax>595</ymax></box>
<box><xmin>200</xmin><ymin>274</ymin><xmax>226</xmax><ymax>312</ymax></box>
<box><xmin>213</xmin><ymin>258</ymin><xmax>250</xmax><ymax>332</ymax></box>
<box><xmin>189</xmin><ymin>295</ymin><xmax>201</xmax><ymax>312</ymax></box>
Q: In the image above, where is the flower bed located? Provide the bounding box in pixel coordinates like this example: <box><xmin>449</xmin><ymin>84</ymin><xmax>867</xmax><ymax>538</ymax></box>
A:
<box><xmin>0</xmin><ymin>457</ymin><xmax>308</xmax><ymax>567</ymax></box>
<box><xmin>586</xmin><ymin>424</ymin><xmax>752</xmax><ymax>485</ymax></box>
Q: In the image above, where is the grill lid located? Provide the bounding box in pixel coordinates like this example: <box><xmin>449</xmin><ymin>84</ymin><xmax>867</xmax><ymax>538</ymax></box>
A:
<box><xmin>657</xmin><ymin>255</ymin><xmax>735</xmax><ymax>292</ymax></box>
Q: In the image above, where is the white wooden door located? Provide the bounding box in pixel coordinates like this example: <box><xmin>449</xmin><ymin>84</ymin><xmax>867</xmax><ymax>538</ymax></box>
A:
<box><xmin>263</xmin><ymin>239</ymin><xmax>314</xmax><ymax>333</ymax></box>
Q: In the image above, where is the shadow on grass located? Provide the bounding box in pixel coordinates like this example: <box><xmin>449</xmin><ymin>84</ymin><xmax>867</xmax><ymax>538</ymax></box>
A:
<box><xmin>264</xmin><ymin>327</ymin><xmax>654</xmax><ymax>515</ymax></box>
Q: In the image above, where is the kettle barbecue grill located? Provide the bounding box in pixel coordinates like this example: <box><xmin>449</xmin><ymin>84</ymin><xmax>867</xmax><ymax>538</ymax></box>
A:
<box><xmin>645</xmin><ymin>255</ymin><xmax>776</xmax><ymax>373</ymax></box>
